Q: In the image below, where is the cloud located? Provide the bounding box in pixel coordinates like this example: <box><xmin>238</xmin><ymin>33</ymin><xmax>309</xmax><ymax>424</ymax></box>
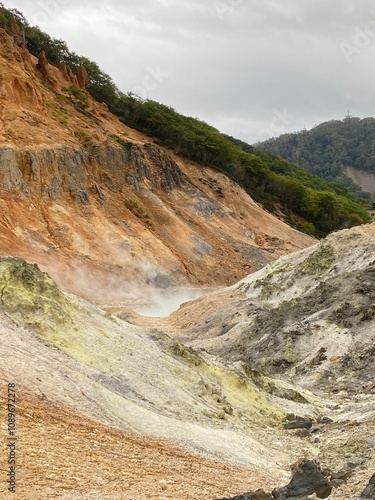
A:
<box><xmin>4</xmin><ymin>0</ymin><xmax>375</xmax><ymax>142</ymax></box>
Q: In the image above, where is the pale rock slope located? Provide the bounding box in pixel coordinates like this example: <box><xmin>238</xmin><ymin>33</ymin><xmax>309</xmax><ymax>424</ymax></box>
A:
<box><xmin>0</xmin><ymin>257</ymin><xmax>313</xmax><ymax>499</ymax></box>
<box><xmin>155</xmin><ymin>223</ymin><xmax>375</xmax><ymax>498</ymax></box>
<box><xmin>1</xmin><ymin>227</ymin><xmax>375</xmax><ymax>498</ymax></box>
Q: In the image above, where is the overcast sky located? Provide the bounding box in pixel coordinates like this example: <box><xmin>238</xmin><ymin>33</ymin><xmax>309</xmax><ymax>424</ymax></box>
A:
<box><xmin>5</xmin><ymin>0</ymin><xmax>375</xmax><ymax>143</ymax></box>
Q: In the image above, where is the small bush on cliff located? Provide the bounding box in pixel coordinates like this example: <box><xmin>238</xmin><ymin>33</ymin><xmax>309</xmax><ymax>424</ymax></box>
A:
<box><xmin>74</xmin><ymin>129</ymin><xmax>93</xmax><ymax>146</ymax></box>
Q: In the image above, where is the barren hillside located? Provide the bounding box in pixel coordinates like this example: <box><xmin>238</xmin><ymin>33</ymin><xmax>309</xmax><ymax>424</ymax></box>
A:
<box><xmin>0</xmin><ymin>28</ymin><xmax>314</xmax><ymax>316</ymax></box>
<box><xmin>150</xmin><ymin>223</ymin><xmax>375</xmax><ymax>498</ymax></box>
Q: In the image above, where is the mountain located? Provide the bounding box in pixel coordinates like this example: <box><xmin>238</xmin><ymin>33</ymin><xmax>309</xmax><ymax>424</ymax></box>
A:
<box><xmin>256</xmin><ymin>116</ymin><xmax>375</xmax><ymax>199</ymax></box>
<box><xmin>0</xmin><ymin>25</ymin><xmax>317</xmax><ymax>314</ymax></box>
<box><xmin>0</xmin><ymin>5</ymin><xmax>371</xmax><ymax>239</ymax></box>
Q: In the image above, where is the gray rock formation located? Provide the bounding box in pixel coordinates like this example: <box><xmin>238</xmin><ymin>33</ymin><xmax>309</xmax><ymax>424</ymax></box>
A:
<box><xmin>0</xmin><ymin>142</ymin><xmax>184</xmax><ymax>203</ymax></box>
<box><xmin>361</xmin><ymin>473</ymin><xmax>375</xmax><ymax>498</ymax></box>
<box><xmin>273</xmin><ymin>460</ymin><xmax>332</xmax><ymax>498</ymax></box>
<box><xmin>215</xmin><ymin>460</ymin><xmax>332</xmax><ymax>500</ymax></box>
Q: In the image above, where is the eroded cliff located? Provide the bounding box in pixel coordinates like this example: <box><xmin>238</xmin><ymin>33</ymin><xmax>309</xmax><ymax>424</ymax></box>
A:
<box><xmin>0</xmin><ymin>28</ymin><xmax>314</xmax><ymax>308</ymax></box>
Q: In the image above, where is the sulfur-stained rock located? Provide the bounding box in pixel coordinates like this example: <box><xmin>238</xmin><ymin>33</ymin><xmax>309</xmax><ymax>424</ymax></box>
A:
<box><xmin>0</xmin><ymin>257</ymin><xmax>77</xmax><ymax>334</ymax></box>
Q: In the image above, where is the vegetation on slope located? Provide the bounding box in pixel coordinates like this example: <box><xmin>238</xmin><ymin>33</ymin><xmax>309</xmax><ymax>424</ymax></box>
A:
<box><xmin>0</xmin><ymin>5</ymin><xmax>371</xmax><ymax>236</ymax></box>
<box><xmin>256</xmin><ymin>115</ymin><xmax>375</xmax><ymax>199</ymax></box>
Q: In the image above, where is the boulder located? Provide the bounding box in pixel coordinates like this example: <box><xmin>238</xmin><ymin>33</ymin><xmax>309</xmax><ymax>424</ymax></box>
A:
<box><xmin>273</xmin><ymin>459</ymin><xmax>332</xmax><ymax>498</ymax></box>
<box><xmin>360</xmin><ymin>473</ymin><xmax>375</xmax><ymax>498</ymax></box>
<box><xmin>284</xmin><ymin>420</ymin><xmax>312</xmax><ymax>430</ymax></box>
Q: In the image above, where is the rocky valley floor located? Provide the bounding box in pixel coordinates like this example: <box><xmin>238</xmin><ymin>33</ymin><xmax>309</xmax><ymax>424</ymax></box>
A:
<box><xmin>0</xmin><ymin>225</ymin><xmax>375</xmax><ymax>498</ymax></box>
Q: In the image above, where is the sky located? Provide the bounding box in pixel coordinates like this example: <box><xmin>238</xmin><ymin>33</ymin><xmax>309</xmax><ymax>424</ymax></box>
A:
<box><xmin>4</xmin><ymin>0</ymin><xmax>375</xmax><ymax>144</ymax></box>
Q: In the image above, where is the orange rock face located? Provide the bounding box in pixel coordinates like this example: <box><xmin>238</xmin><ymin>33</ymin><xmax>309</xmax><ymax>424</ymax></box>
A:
<box><xmin>0</xmin><ymin>29</ymin><xmax>315</xmax><ymax>305</ymax></box>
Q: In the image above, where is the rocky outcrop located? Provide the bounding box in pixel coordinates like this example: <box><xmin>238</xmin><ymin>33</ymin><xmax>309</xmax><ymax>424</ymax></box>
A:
<box><xmin>0</xmin><ymin>257</ymin><xmax>77</xmax><ymax>334</ymax></box>
<box><xmin>361</xmin><ymin>473</ymin><xmax>375</xmax><ymax>498</ymax></box>
<box><xmin>58</xmin><ymin>62</ymin><xmax>89</xmax><ymax>90</ymax></box>
<box><xmin>0</xmin><ymin>148</ymin><xmax>25</xmax><ymax>192</ymax></box>
<box><xmin>59</xmin><ymin>62</ymin><xmax>79</xmax><ymax>87</ymax></box>
<box><xmin>143</xmin><ymin>143</ymin><xmax>184</xmax><ymax>190</ymax></box>
<box><xmin>0</xmin><ymin>27</ymin><xmax>23</xmax><ymax>63</ymax></box>
<box><xmin>57</xmin><ymin>61</ymin><xmax>89</xmax><ymax>90</ymax></box>
<box><xmin>217</xmin><ymin>460</ymin><xmax>332</xmax><ymax>500</ymax></box>
<box><xmin>9</xmin><ymin>15</ymin><xmax>25</xmax><ymax>47</ymax></box>
<box><xmin>0</xmin><ymin>142</ymin><xmax>184</xmax><ymax>203</ymax></box>
<box><xmin>0</xmin><ymin>27</ymin><xmax>33</xmax><ymax>73</ymax></box>
<box><xmin>273</xmin><ymin>460</ymin><xmax>332</xmax><ymax>498</ymax></box>
<box><xmin>36</xmin><ymin>50</ymin><xmax>49</xmax><ymax>77</ymax></box>
<box><xmin>173</xmin><ymin>227</ymin><xmax>375</xmax><ymax>392</ymax></box>
<box><xmin>76</xmin><ymin>64</ymin><xmax>89</xmax><ymax>90</ymax></box>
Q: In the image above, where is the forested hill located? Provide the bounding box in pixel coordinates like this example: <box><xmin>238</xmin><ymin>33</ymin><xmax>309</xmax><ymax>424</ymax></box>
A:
<box><xmin>256</xmin><ymin>116</ymin><xmax>375</xmax><ymax>199</ymax></box>
<box><xmin>0</xmin><ymin>5</ymin><xmax>371</xmax><ymax>236</ymax></box>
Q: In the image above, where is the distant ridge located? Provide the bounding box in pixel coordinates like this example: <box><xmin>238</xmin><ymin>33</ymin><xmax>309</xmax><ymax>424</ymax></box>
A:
<box><xmin>256</xmin><ymin>116</ymin><xmax>375</xmax><ymax>199</ymax></box>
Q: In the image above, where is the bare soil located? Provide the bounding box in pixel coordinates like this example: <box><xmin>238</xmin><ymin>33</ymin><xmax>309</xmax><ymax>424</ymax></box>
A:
<box><xmin>0</xmin><ymin>391</ymin><xmax>275</xmax><ymax>500</ymax></box>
